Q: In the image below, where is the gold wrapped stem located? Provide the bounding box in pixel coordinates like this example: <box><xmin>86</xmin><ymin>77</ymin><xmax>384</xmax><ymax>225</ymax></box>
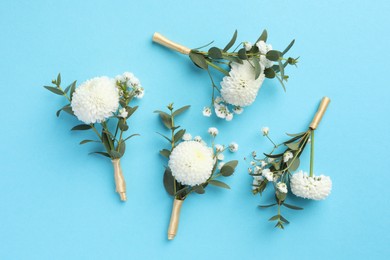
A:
<box><xmin>111</xmin><ymin>159</ymin><xmax>127</xmax><ymax>201</ymax></box>
<box><xmin>152</xmin><ymin>32</ymin><xmax>191</xmax><ymax>55</ymax></box>
<box><xmin>168</xmin><ymin>199</ymin><xmax>184</xmax><ymax>240</ymax></box>
<box><xmin>310</xmin><ymin>97</ymin><xmax>331</xmax><ymax>130</ymax></box>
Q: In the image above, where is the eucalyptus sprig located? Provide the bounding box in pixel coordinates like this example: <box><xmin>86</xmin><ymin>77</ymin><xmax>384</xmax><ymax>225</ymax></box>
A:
<box><xmin>153</xmin><ymin>30</ymin><xmax>298</xmax><ymax>120</ymax></box>
<box><xmin>44</xmin><ymin>72</ymin><xmax>143</xmax><ymax>201</ymax></box>
<box><xmin>249</xmin><ymin>97</ymin><xmax>332</xmax><ymax>229</ymax></box>
<box><xmin>156</xmin><ymin>103</ymin><xmax>238</xmax><ymax>240</ymax></box>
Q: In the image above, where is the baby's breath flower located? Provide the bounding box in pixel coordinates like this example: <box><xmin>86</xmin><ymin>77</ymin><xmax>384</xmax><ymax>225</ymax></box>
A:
<box><xmin>262</xmin><ymin>168</ymin><xmax>274</xmax><ymax>182</ymax></box>
<box><xmin>225</xmin><ymin>112</ymin><xmax>233</xmax><ymax>121</ymax></box>
<box><xmin>244</xmin><ymin>42</ymin><xmax>253</xmax><ymax>51</ymax></box>
<box><xmin>276</xmin><ymin>182</ymin><xmax>288</xmax><ymax>193</ymax></box>
<box><xmin>248</xmin><ymin>167</ymin><xmax>253</xmax><ymax>173</ymax></box>
<box><xmin>203</xmin><ymin>107</ymin><xmax>212</xmax><ymax>117</ymax></box>
<box><xmin>232</xmin><ymin>106</ymin><xmax>244</xmax><ymax>114</ymax></box>
<box><xmin>215</xmin><ymin>144</ymin><xmax>224</xmax><ymax>152</ymax></box>
<box><xmin>182</xmin><ymin>133</ymin><xmax>192</xmax><ymax>141</ymax></box>
<box><xmin>208</xmin><ymin>127</ymin><xmax>219</xmax><ymax>137</ymax></box>
<box><xmin>194</xmin><ymin>136</ymin><xmax>202</xmax><ymax>142</ymax></box>
<box><xmin>261</xmin><ymin>127</ymin><xmax>269</xmax><ymax>136</ymax></box>
<box><xmin>283</xmin><ymin>151</ymin><xmax>293</xmax><ymax>162</ymax></box>
<box><xmin>229</xmin><ymin>142</ymin><xmax>239</xmax><ymax>152</ymax></box>
<box><xmin>119</xmin><ymin>108</ymin><xmax>128</xmax><ymax>118</ymax></box>
<box><xmin>217</xmin><ymin>153</ymin><xmax>225</xmax><ymax>161</ymax></box>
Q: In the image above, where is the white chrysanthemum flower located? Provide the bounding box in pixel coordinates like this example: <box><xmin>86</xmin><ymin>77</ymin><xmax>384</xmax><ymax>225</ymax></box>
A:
<box><xmin>168</xmin><ymin>141</ymin><xmax>215</xmax><ymax>186</ymax></box>
<box><xmin>220</xmin><ymin>61</ymin><xmax>265</xmax><ymax>107</ymax></box>
<box><xmin>215</xmin><ymin>144</ymin><xmax>224</xmax><ymax>152</ymax></box>
<box><xmin>119</xmin><ymin>108</ymin><xmax>128</xmax><ymax>118</ymax></box>
<box><xmin>71</xmin><ymin>76</ymin><xmax>119</xmax><ymax>124</ymax></box>
<box><xmin>203</xmin><ymin>107</ymin><xmax>212</xmax><ymax>117</ymax></box>
<box><xmin>261</xmin><ymin>126</ymin><xmax>269</xmax><ymax>135</ymax></box>
<box><xmin>283</xmin><ymin>151</ymin><xmax>293</xmax><ymax>162</ymax></box>
<box><xmin>182</xmin><ymin>133</ymin><xmax>192</xmax><ymax>141</ymax></box>
<box><xmin>276</xmin><ymin>182</ymin><xmax>288</xmax><ymax>193</ymax></box>
<box><xmin>218</xmin><ymin>162</ymin><xmax>225</xmax><ymax>170</ymax></box>
<box><xmin>290</xmin><ymin>170</ymin><xmax>332</xmax><ymax>200</ymax></box>
<box><xmin>232</xmin><ymin>106</ymin><xmax>244</xmax><ymax>114</ymax></box>
<box><xmin>262</xmin><ymin>168</ymin><xmax>274</xmax><ymax>182</ymax></box>
<box><xmin>229</xmin><ymin>142</ymin><xmax>238</xmax><ymax>152</ymax></box>
<box><xmin>256</xmin><ymin>41</ymin><xmax>274</xmax><ymax>68</ymax></box>
<box><xmin>208</xmin><ymin>127</ymin><xmax>219</xmax><ymax>136</ymax></box>
<box><xmin>194</xmin><ymin>136</ymin><xmax>202</xmax><ymax>142</ymax></box>
<box><xmin>217</xmin><ymin>153</ymin><xmax>225</xmax><ymax>161</ymax></box>
<box><xmin>244</xmin><ymin>42</ymin><xmax>253</xmax><ymax>51</ymax></box>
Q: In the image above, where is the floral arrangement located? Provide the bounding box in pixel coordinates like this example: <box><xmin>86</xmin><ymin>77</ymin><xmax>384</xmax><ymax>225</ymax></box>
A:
<box><xmin>152</xmin><ymin>30</ymin><xmax>298</xmax><ymax>121</ymax></box>
<box><xmin>155</xmin><ymin>103</ymin><xmax>239</xmax><ymax>240</ymax></box>
<box><xmin>44</xmin><ymin>72</ymin><xmax>144</xmax><ymax>201</ymax></box>
<box><xmin>249</xmin><ymin>97</ymin><xmax>332</xmax><ymax>229</ymax></box>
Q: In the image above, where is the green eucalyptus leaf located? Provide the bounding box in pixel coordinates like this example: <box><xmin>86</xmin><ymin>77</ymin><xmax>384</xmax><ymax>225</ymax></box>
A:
<box><xmin>89</xmin><ymin>151</ymin><xmax>110</xmax><ymax>158</ymax></box>
<box><xmin>154</xmin><ymin>111</ymin><xmax>172</xmax><ymax>129</ymax></box>
<box><xmin>286</xmin><ymin>132</ymin><xmax>306</xmax><ymax>137</ymax></box>
<box><xmin>223</xmin><ymin>30</ymin><xmax>237</xmax><ymax>52</ymax></box>
<box><xmin>287</xmin><ymin>157</ymin><xmax>300</xmax><ymax>171</ymax></box>
<box><xmin>256</xmin><ymin>29</ymin><xmax>268</xmax><ymax>43</ymax></box>
<box><xmin>238</xmin><ymin>48</ymin><xmax>247</xmax><ymax>60</ymax></box>
<box><xmin>208</xmin><ymin>47</ymin><xmax>223</xmax><ymax>59</ymax></box>
<box><xmin>44</xmin><ymin>86</ymin><xmax>64</xmax><ymax>96</ymax></box>
<box><xmin>126</xmin><ymin>106</ymin><xmax>138</xmax><ymax>118</ymax></box>
<box><xmin>79</xmin><ymin>139</ymin><xmax>98</xmax><ymax>145</ymax></box>
<box><xmin>156</xmin><ymin>132</ymin><xmax>172</xmax><ymax>143</ymax></box>
<box><xmin>101</xmin><ymin>132</ymin><xmax>113</xmax><ymax>152</ymax></box>
<box><xmin>163</xmin><ymin>168</ymin><xmax>175</xmax><ymax>196</ymax></box>
<box><xmin>189</xmin><ymin>52</ymin><xmax>208</xmax><ymax>70</ymax></box>
<box><xmin>62</xmin><ymin>105</ymin><xmax>74</xmax><ymax>116</ymax></box>
<box><xmin>282</xmin><ymin>39</ymin><xmax>295</xmax><ymax>55</ymax></box>
<box><xmin>279</xmin><ymin>215</ymin><xmax>290</xmax><ymax>224</ymax></box>
<box><xmin>269</xmin><ymin>215</ymin><xmax>280</xmax><ymax>221</ymax></box>
<box><xmin>208</xmin><ymin>180</ymin><xmax>230</xmax><ymax>189</ymax></box>
<box><xmin>220</xmin><ymin>160</ymin><xmax>238</xmax><ymax>177</ymax></box>
<box><xmin>118</xmin><ymin>119</ymin><xmax>129</xmax><ymax>131</ymax></box>
<box><xmin>286</xmin><ymin>142</ymin><xmax>299</xmax><ymax>150</ymax></box>
<box><xmin>118</xmin><ymin>142</ymin><xmax>126</xmax><ymax>157</ymax></box>
<box><xmin>172</xmin><ymin>105</ymin><xmax>190</xmax><ymax>117</ymax></box>
<box><xmin>194</xmin><ymin>185</ymin><xmax>205</xmax><ymax>194</ymax></box>
<box><xmin>252</xmin><ymin>57</ymin><xmax>261</xmax><ymax>79</ymax></box>
<box><xmin>173</xmin><ymin>129</ymin><xmax>186</xmax><ymax>143</ymax></box>
<box><xmin>110</xmin><ymin>150</ymin><xmax>122</xmax><ymax>159</ymax></box>
<box><xmin>69</xmin><ymin>81</ymin><xmax>76</xmax><ymax>100</ymax></box>
<box><xmin>123</xmin><ymin>133</ymin><xmax>140</xmax><ymax>142</ymax></box>
<box><xmin>283</xmin><ymin>203</ymin><xmax>303</xmax><ymax>210</ymax></box>
<box><xmin>160</xmin><ymin>149</ymin><xmax>171</xmax><ymax>158</ymax></box>
<box><xmin>264</xmin><ymin>152</ymin><xmax>284</xmax><ymax>158</ymax></box>
<box><xmin>258</xmin><ymin>203</ymin><xmax>277</xmax><ymax>208</ymax></box>
<box><xmin>71</xmin><ymin>124</ymin><xmax>92</xmax><ymax>131</ymax></box>
<box><xmin>56</xmin><ymin>73</ymin><xmax>61</xmax><ymax>85</ymax></box>
<box><xmin>266</xmin><ymin>50</ymin><xmax>281</xmax><ymax>61</ymax></box>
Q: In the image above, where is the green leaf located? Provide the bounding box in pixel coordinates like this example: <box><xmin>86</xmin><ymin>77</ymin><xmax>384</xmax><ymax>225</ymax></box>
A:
<box><xmin>194</xmin><ymin>185</ymin><xmax>205</xmax><ymax>194</ymax></box>
<box><xmin>44</xmin><ymin>86</ymin><xmax>64</xmax><ymax>96</ymax></box>
<box><xmin>258</xmin><ymin>203</ymin><xmax>277</xmax><ymax>208</ymax></box>
<box><xmin>278</xmin><ymin>59</ymin><xmax>285</xmax><ymax>79</ymax></box>
<box><xmin>69</xmin><ymin>81</ymin><xmax>77</xmax><ymax>100</ymax></box>
<box><xmin>173</xmin><ymin>129</ymin><xmax>186</xmax><ymax>143</ymax></box>
<box><xmin>256</xmin><ymin>29</ymin><xmax>268</xmax><ymax>43</ymax></box>
<box><xmin>286</xmin><ymin>132</ymin><xmax>306</xmax><ymax>137</ymax></box>
<box><xmin>189</xmin><ymin>52</ymin><xmax>208</xmax><ymax>70</ymax></box>
<box><xmin>154</xmin><ymin>111</ymin><xmax>172</xmax><ymax>129</ymax></box>
<box><xmin>160</xmin><ymin>149</ymin><xmax>171</xmax><ymax>158</ymax></box>
<box><xmin>101</xmin><ymin>132</ymin><xmax>113</xmax><ymax>152</ymax></box>
<box><xmin>220</xmin><ymin>160</ymin><xmax>238</xmax><ymax>177</ymax></box>
<box><xmin>287</xmin><ymin>157</ymin><xmax>300</xmax><ymax>171</ymax></box>
<box><xmin>238</xmin><ymin>48</ymin><xmax>247</xmax><ymax>60</ymax></box>
<box><xmin>252</xmin><ymin>57</ymin><xmax>261</xmax><ymax>79</ymax></box>
<box><xmin>264</xmin><ymin>68</ymin><xmax>276</xmax><ymax>78</ymax></box>
<box><xmin>118</xmin><ymin>141</ymin><xmax>126</xmax><ymax>157</ymax></box>
<box><xmin>208</xmin><ymin>47</ymin><xmax>223</xmax><ymax>59</ymax></box>
<box><xmin>109</xmin><ymin>150</ymin><xmax>122</xmax><ymax>159</ymax></box>
<box><xmin>282</xmin><ymin>39</ymin><xmax>295</xmax><ymax>55</ymax></box>
<box><xmin>79</xmin><ymin>139</ymin><xmax>98</xmax><ymax>145</ymax></box>
<box><xmin>118</xmin><ymin>119</ymin><xmax>129</xmax><ymax>131</ymax></box>
<box><xmin>223</xmin><ymin>55</ymin><xmax>243</xmax><ymax>64</ymax></box>
<box><xmin>283</xmin><ymin>203</ymin><xmax>303</xmax><ymax>210</ymax></box>
<box><xmin>264</xmin><ymin>152</ymin><xmax>284</xmax><ymax>158</ymax></box>
<box><xmin>193</xmin><ymin>40</ymin><xmax>215</xmax><ymax>50</ymax></box>
<box><xmin>279</xmin><ymin>215</ymin><xmax>290</xmax><ymax>224</ymax></box>
<box><xmin>269</xmin><ymin>215</ymin><xmax>280</xmax><ymax>221</ymax></box>
<box><xmin>123</xmin><ymin>134</ymin><xmax>140</xmax><ymax>142</ymax></box>
<box><xmin>89</xmin><ymin>151</ymin><xmax>110</xmax><ymax>158</ymax></box>
<box><xmin>156</xmin><ymin>132</ymin><xmax>172</xmax><ymax>143</ymax></box>
<box><xmin>71</xmin><ymin>124</ymin><xmax>92</xmax><ymax>131</ymax></box>
<box><xmin>56</xmin><ymin>73</ymin><xmax>61</xmax><ymax>86</ymax></box>
<box><xmin>223</xmin><ymin>30</ymin><xmax>237</xmax><ymax>52</ymax></box>
<box><xmin>286</xmin><ymin>142</ymin><xmax>299</xmax><ymax>150</ymax></box>
<box><xmin>266</xmin><ymin>50</ymin><xmax>281</xmax><ymax>61</ymax></box>
<box><xmin>126</xmin><ymin>106</ymin><xmax>138</xmax><ymax>118</ymax></box>
<box><xmin>208</xmin><ymin>180</ymin><xmax>230</xmax><ymax>189</ymax></box>
<box><xmin>172</xmin><ymin>105</ymin><xmax>190</xmax><ymax>117</ymax></box>
<box><xmin>275</xmin><ymin>74</ymin><xmax>286</xmax><ymax>92</ymax></box>
<box><xmin>163</xmin><ymin>168</ymin><xmax>175</xmax><ymax>196</ymax></box>
<box><xmin>62</xmin><ymin>105</ymin><xmax>74</xmax><ymax>116</ymax></box>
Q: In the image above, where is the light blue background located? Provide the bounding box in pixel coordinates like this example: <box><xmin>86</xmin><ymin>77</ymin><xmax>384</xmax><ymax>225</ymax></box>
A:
<box><xmin>0</xmin><ymin>0</ymin><xmax>389</xmax><ymax>259</ymax></box>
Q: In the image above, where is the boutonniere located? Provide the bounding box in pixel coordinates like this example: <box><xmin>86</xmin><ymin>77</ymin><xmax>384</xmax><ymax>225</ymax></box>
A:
<box><xmin>249</xmin><ymin>97</ymin><xmax>331</xmax><ymax>229</ymax></box>
<box><xmin>155</xmin><ymin>104</ymin><xmax>239</xmax><ymax>240</ymax></box>
<box><xmin>44</xmin><ymin>72</ymin><xmax>144</xmax><ymax>201</ymax></box>
<box><xmin>152</xmin><ymin>30</ymin><xmax>298</xmax><ymax>121</ymax></box>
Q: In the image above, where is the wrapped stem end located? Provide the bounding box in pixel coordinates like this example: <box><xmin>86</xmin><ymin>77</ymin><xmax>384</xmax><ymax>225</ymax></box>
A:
<box><xmin>152</xmin><ymin>32</ymin><xmax>191</xmax><ymax>55</ymax></box>
<box><xmin>168</xmin><ymin>199</ymin><xmax>184</xmax><ymax>240</ymax></box>
<box><xmin>111</xmin><ymin>159</ymin><xmax>127</xmax><ymax>201</ymax></box>
<box><xmin>310</xmin><ymin>97</ymin><xmax>331</xmax><ymax>130</ymax></box>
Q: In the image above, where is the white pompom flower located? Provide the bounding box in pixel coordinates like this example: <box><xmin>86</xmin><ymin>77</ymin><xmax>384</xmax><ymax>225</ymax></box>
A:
<box><xmin>220</xmin><ymin>60</ymin><xmax>265</xmax><ymax>107</ymax></box>
<box><xmin>168</xmin><ymin>141</ymin><xmax>215</xmax><ymax>186</ymax></box>
<box><xmin>71</xmin><ymin>76</ymin><xmax>119</xmax><ymax>124</ymax></box>
<box><xmin>290</xmin><ymin>170</ymin><xmax>332</xmax><ymax>200</ymax></box>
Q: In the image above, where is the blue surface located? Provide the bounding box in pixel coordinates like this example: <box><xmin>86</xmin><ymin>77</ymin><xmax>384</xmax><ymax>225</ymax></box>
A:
<box><xmin>0</xmin><ymin>0</ymin><xmax>389</xmax><ymax>259</ymax></box>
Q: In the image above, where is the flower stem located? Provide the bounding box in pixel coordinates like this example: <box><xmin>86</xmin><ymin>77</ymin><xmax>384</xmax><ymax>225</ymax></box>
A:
<box><xmin>310</xmin><ymin>130</ymin><xmax>314</xmax><ymax>177</ymax></box>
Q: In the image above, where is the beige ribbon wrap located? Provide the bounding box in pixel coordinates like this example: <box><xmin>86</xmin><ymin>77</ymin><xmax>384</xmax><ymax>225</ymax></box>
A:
<box><xmin>111</xmin><ymin>159</ymin><xmax>127</xmax><ymax>201</ymax></box>
<box><xmin>310</xmin><ymin>97</ymin><xmax>331</xmax><ymax>130</ymax></box>
<box><xmin>167</xmin><ymin>199</ymin><xmax>184</xmax><ymax>240</ymax></box>
<box><xmin>152</xmin><ymin>33</ymin><xmax>191</xmax><ymax>55</ymax></box>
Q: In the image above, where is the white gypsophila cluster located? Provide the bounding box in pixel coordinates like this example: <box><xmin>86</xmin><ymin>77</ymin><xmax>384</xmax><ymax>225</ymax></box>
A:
<box><xmin>232</xmin><ymin>106</ymin><xmax>243</xmax><ymax>114</ymax></box>
<box><xmin>290</xmin><ymin>170</ymin><xmax>332</xmax><ymax>200</ymax></box>
<box><xmin>228</xmin><ymin>142</ymin><xmax>238</xmax><ymax>152</ymax></box>
<box><xmin>252</xmin><ymin>175</ymin><xmax>264</xmax><ymax>190</ymax></box>
<box><xmin>244</xmin><ymin>42</ymin><xmax>253</xmax><ymax>51</ymax></box>
<box><xmin>261</xmin><ymin>126</ymin><xmax>269</xmax><ymax>135</ymax></box>
<box><xmin>115</xmin><ymin>72</ymin><xmax>144</xmax><ymax>99</ymax></box>
<box><xmin>71</xmin><ymin>76</ymin><xmax>119</xmax><ymax>124</ymax></box>
<box><xmin>276</xmin><ymin>182</ymin><xmax>288</xmax><ymax>193</ymax></box>
<box><xmin>262</xmin><ymin>168</ymin><xmax>274</xmax><ymax>182</ymax></box>
<box><xmin>283</xmin><ymin>151</ymin><xmax>294</xmax><ymax>162</ymax></box>
<box><xmin>220</xmin><ymin>60</ymin><xmax>265</xmax><ymax>107</ymax></box>
<box><xmin>203</xmin><ymin>107</ymin><xmax>212</xmax><ymax>117</ymax></box>
<box><xmin>215</xmin><ymin>144</ymin><xmax>224</xmax><ymax>152</ymax></box>
<box><xmin>168</xmin><ymin>141</ymin><xmax>215</xmax><ymax>186</ymax></box>
<box><xmin>182</xmin><ymin>133</ymin><xmax>192</xmax><ymax>141</ymax></box>
<box><xmin>256</xmin><ymin>40</ymin><xmax>274</xmax><ymax>68</ymax></box>
<box><xmin>208</xmin><ymin>127</ymin><xmax>218</xmax><ymax>136</ymax></box>
<box><xmin>214</xmin><ymin>102</ymin><xmax>234</xmax><ymax>121</ymax></box>
<box><xmin>118</xmin><ymin>108</ymin><xmax>128</xmax><ymax>118</ymax></box>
